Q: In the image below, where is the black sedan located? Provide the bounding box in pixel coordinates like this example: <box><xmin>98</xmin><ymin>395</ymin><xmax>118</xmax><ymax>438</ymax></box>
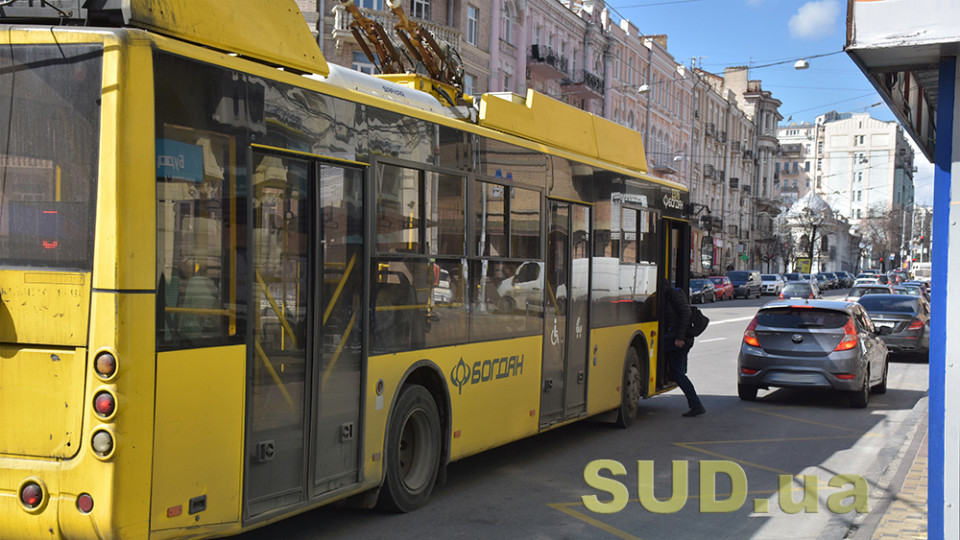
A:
<box><xmin>738</xmin><ymin>299</ymin><xmax>889</xmax><ymax>407</ymax></box>
<box><xmin>857</xmin><ymin>294</ymin><xmax>930</xmax><ymax>360</ymax></box>
<box><xmin>689</xmin><ymin>278</ymin><xmax>716</xmax><ymax>304</ymax></box>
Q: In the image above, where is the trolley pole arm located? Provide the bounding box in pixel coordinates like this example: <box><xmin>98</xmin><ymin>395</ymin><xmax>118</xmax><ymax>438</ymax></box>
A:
<box><xmin>386</xmin><ymin>0</ymin><xmax>463</xmax><ymax>90</ymax></box>
<box><xmin>339</xmin><ymin>0</ymin><xmax>406</xmax><ymax>74</ymax></box>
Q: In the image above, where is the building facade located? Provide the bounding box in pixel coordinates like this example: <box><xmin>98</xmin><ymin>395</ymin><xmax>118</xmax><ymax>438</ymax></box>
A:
<box><xmin>816</xmin><ymin>112</ymin><xmax>915</xmax><ymax>224</ymax></box>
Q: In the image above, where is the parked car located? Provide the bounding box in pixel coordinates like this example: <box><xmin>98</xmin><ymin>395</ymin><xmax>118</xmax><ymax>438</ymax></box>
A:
<box><xmin>689</xmin><ymin>278</ymin><xmax>716</xmax><ymax>304</ymax></box>
<box><xmin>738</xmin><ymin>299</ymin><xmax>889</xmax><ymax>407</ymax></box>
<box><xmin>761</xmin><ymin>274</ymin><xmax>785</xmax><ymax>295</ymax></box>
<box><xmin>782</xmin><ymin>272</ymin><xmax>804</xmax><ymax>282</ymax></box>
<box><xmin>728</xmin><ymin>270</ymin><xmax>762</xmax><ymax>299</ymax></box>
<box><xmin>834</xmin><ymin>271</ymin><xmax>854</xmax><ymax>288</ymax></box>
<box><xmin>857</xmin><ymin>294</ymin><xmax>929</xmax><ymax>360</ymax></box>
<box><xmin>779</xmin><ymin>280</ymin><xmax>821</xmax><ymax>300</ymax></box>
<box><xmin>813</xmin><ymin>273</ymin><xmax>831</xmax><ymax>290</ymax></box>
<box><xmin>710</xmin><ymin>276</ymin><xmax>734</xmax><ymax>301</ymax></box>
<box><xmin>823</xmin><ymin>272</ymin><xmax>841</xmax><ymax>289</ymax></box>
<box><xmin>845</xmin><ymin>284</ymin><xmax>895</xmax><ymax>301</ymax></box>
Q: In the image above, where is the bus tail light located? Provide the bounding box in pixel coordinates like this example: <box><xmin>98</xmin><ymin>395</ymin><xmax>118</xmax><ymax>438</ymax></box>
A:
<box><xmin>834</xmin><ymin>320</ymin><xmax>858</xmax><ymax>351</ymax></box>
<box><xmin>76</xmin><ymin>493</ymin><xmax>94</xmax><ymax>514</ymax></box>
<box><xmin>91</xmin><ymin>430</ymin><xmax>114</xmax><ymax>457</ymax></box>
<box><xmin>95</xmin><ymin>351</ymin><xmax>117</xmax><ymax>379</ymax></box>
<box><xmin>743</xmin><ymin>316</ymin><xmax>760</xmax><ymax>347</ymax></box>
<box><xmin>94</xmin><ymin>392</ymin><xmax>116</xmax><ymax>417</ymax></box>
<box><xmin>20</xmin><ymin>482</ymin><xmax>43</xmax><ymax>509</ymax></box>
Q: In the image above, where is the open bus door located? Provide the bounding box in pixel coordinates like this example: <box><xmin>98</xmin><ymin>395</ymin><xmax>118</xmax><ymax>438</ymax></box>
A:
<box><xmin>656</xmin><ymin>218</ymin><xmax>691</xmax><ymax>390</ymax></box>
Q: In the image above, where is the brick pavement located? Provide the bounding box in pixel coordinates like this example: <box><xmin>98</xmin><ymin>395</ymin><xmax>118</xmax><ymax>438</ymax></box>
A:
<box><xmin>869</xmin><ymin>428</ymin><xmax>928</xmax><ymax>539</ymax></box>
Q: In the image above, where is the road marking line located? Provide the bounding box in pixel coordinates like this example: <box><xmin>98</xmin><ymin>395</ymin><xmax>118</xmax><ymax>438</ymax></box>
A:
<box><xmin>697</xmin><ymin>337</ymin><xmax>726</xmax><ymax>343</ymax></box>
<box><xmin>746</xmin><ymin>407</ymin><xmax>874</xmax><ymax>434</ymax></box>
<box><xmin>548</xmin><ymin>503</ymin><xmax>643</xmax><ymax>540</ymax></box>
<box><xmin>710</xmin><ymin>316</ymin><xmax>756</xmax><ymax>325</ymax></box>
<box><xmin>673</xmin><ymin>442</ymin><xmax>793</xmax><ymax>475</ymax></box>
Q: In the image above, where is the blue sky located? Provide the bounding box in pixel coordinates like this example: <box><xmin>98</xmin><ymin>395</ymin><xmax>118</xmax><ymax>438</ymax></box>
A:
<box><xmin>605</xmin><ymin>0</ymin><xmax>934</xmax><ymax>203</ymax></box>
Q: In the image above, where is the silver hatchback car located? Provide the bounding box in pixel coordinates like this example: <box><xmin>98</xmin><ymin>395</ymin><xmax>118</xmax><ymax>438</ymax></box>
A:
<box><xmin>738</xmin><ymin>299</ymin><xmax>890</xmax><ymax>407</ymax></box>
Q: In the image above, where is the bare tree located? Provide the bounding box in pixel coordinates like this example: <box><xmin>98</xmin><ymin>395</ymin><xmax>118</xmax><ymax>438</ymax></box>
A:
<box><xmin>858</xmin><ymin>204</ymin><xmax>906</xmax><ymax>271</ymax></box>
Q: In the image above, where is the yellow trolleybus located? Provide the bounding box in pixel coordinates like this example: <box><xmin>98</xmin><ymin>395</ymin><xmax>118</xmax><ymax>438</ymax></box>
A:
<box><xmin>0</xmin><ymin>1</ymin><xmax>693</xmax><ymax>537</ymax></box>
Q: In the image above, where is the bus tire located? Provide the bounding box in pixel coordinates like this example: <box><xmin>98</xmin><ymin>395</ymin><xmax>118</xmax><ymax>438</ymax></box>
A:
<box><xmin>615</xmin><ymin>347</ymin><xmax>643</xmax><ymax>428</ymax></box>
<box><xmin>377</xmin><ymin>384</ymin><xmax>441</xmax><ymax>512</ymax></box>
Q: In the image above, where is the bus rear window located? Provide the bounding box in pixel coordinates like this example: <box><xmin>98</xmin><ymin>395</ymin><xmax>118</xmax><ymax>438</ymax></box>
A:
<box><xmin>0</xmin><ymin>45</ymin><xmax>102</xmax><ymax>270</ymax></box>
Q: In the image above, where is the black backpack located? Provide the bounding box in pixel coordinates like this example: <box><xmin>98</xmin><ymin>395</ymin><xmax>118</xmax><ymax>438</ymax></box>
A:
<box><xmin>689</xmin><ymin>306</ymin><xmax>710</xmax><ymax>337</ymax></box>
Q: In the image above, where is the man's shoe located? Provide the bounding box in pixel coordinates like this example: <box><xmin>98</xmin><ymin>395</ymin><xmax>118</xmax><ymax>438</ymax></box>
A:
<box><xmin>682</xmin><ymin>406</ymin><xmax>706</xmax><ymax>417</ymax></box>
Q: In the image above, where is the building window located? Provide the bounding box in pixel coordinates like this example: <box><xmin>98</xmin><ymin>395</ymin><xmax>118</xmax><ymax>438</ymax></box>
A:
<box><xmin>804</xmin><ymin>161</ymin><xmax>810</xmax><ymax>172</ymax></box>
<box><xmin>503</xmin><ymin>72</ymin><xmax>511</xmax><ymax>92</ymax></box>
<box><xmin>467</xmin><ymin>5</ymin><xmax>479</xmax><ymax>46</ymax></box>
<box><xmin>793</xmin><ymin>162</ymin><xmax>799</xmax><ymax>173</ymax></box>
<box><xmin>502</xmin><ymin>1</ymin><xmax>515</xmax><ymax>44</ymax></box>
<box><xmin>817</xmin><ymin>158</ymin><xmax>822</xmax><ymax>171</ymax></box>
<box><xmin>464</xmin><ymin>73</ymin><xmax>476</xmax><ymax>97</ymax></box>
<box><xmin>352</xmin><ymin>51</ymin><xmax>377</xmax><ymax>74</ymax></box>
<box><xmin>411</xmin><ymin>0</ymin><xmax>430</xmax><ymax>19</ymax></box>
<box><xmin>357</xmin><ymin>0</ymin><xmax>383</xmax><ymax>8</ymax></box>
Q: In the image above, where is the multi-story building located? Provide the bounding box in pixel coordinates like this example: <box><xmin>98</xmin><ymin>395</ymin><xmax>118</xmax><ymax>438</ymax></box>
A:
<box><xmin>776</xmin><ymin>122</ymin><xmax>817</xmax><ymax>202</ymax></box>
<box><xmin>815</xmin><ymin>112</ymin><xmax>915</xmax><ymax>224</ymax></box>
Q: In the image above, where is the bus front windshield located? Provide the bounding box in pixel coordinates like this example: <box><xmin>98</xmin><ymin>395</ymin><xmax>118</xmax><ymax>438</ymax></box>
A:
<box><xmin>0</xmin><ymin>44</ymin><xmax>102</xmax><ymax>270</ymax></box>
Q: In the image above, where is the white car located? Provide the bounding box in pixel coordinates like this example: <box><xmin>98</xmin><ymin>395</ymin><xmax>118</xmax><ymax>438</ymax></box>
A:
<box><xmin>853</xmin><ymin>277</ymin><xmax>880</xmax><ymax>287</ymax></box>
<box><xmin>760</xmin><ymin>274</ymin><xmax>785</xmax><ymax>295</ymax></box>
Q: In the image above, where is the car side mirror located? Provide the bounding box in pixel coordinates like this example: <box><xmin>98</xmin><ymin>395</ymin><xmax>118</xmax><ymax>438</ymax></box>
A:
<box><xmin>877</xmin><ymin>326</ymin><xmax>893</xmax><ymax>335</ymax></box>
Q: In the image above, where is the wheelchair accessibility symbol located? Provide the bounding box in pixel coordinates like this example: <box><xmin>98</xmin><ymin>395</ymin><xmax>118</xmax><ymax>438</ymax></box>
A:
<box><xmin>550</xmin><ymin>318</ymin><xmax>560</xmax><ymax>346</ymax></box>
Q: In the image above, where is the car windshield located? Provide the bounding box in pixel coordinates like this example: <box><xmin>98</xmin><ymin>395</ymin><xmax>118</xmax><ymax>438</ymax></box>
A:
<box><xmin>757</xmin><ymin>307</ymin><xmax>849</xmax><ymax>329</ymax></box>
<box><xmin>690</xmin><ymin>279</ymin><xmax>706</xmax><ymax>288</ymax></box>
<box><xmin>710</xmin><ymin>277</ymin><xmax>723</xmax><ymax>284</ymax></box>
<box><xmin>783</xmin><ymin>273</ymin><xmax>801</xmax><ymax>280</ymax></box>
<box><xmin>858</xmin><ymin>296</ymin><xmax>919</xmax><ymax>313</ymax></box>
<box><xmin>728</xmin><ymin>271</ymin><xmax>748</xmax><ymax>280</ymax></box>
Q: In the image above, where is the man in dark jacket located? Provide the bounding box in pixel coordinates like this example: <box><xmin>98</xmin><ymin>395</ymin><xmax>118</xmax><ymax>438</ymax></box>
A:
<box><xmin>662</xmin><ymin>279</ymin><xmax>705</xmax><ymax>417</ymax></box>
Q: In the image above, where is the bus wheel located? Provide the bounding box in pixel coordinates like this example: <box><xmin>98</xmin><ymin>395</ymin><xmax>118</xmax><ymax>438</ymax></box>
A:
<box><xmin>377</xmin><ymin>385</ymin><xmax>441</xmax><ymax>512</ymax></box>
<box><xmin>615</xmin><ymin>347</ymin><xmax>643</xmax><ymax>428</ymax></box>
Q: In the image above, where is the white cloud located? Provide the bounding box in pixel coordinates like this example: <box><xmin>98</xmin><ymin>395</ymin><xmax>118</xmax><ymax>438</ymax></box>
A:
<box><xmin>788</xmin><ymin>0</ymin><xmax>842</xmax><ymax>39</ymax></box>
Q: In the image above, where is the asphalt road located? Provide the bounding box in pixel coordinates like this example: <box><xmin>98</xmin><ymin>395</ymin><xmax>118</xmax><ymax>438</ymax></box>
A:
<box><xmin>236</xmin><ymin>288</ymin><xmax>929</xmax><ymax>540</ymax></box>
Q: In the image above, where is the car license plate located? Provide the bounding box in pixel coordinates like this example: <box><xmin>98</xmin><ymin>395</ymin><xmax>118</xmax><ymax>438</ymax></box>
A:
<box><xmin>767</xmin><ymin>372</ymin><xmax>825</xmax><ymax>385</ymax></box>
<box><xmin>874</xmin><ymin>321</ymin><xmax>895</xmax><ymax>328</ymax></box>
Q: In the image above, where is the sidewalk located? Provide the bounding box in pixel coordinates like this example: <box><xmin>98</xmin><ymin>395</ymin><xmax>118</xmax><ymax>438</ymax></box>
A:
<box><xmin>856</xmin><ymin>414</ymin><xmax>928</xmax><ymax>539</ymax></box>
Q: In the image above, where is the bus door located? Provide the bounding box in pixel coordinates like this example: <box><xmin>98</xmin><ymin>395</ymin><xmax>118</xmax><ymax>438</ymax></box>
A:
<box><xmin>246</xmin><ymin>154</ymin><xmax>364</xmax><ymax>517</ymax></box>
<box><xmin>656</xmin><ymin>218</ymin><xmax>691</xmax><ymax>389</ymax></box>
<box><xmin>540</xmin><ymin>200</ymin><xmax>591</xmax><ymax>427</ymax></box>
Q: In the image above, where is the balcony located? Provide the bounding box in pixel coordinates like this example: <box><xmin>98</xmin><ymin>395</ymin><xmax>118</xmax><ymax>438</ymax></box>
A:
<box><xmin>703</xmin><ymin>164</ymin><xmax>715</xmax><ymax>179</ymax></box>
<box><xmin>742</xmin><ymin>149</ymin><xmax>753</xmax><ymax>161</ymax></box>
<box><xmin>561</xmin><ymin>70</ymin><xmax>604</xmax><ymax>100</ymax></box>
<box><xmin>332</xmin><ymin>5</ymin><xmax>462</xmax><ymax>56</ymax></box>
<box><xmin>730</xmin><ymin>140</ymin><xmax>741</xmax><ymax>152</ymax></box>
<box><xmin>528</xmin><ymin>44</ymin><xmax>568</xmax><ymax>79</ymax></box>
<box><xmin>705</xmin><ymin>123</ymin><xmax>717</xmax><ymax>138</ymax></box>
<box><xmin>742</xmin><ymin>184</ymin><xmax>752</xmax><ymax>195</ymax></box>
<box><xmin>780</xmin><ymin>143</ymin><xmax>803</xmax><ymax>155</ymax></box>
<box><xmin>729</xmin><ymin>177</ymin><xmax>739</xmax><ymax>190</ymax></box>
